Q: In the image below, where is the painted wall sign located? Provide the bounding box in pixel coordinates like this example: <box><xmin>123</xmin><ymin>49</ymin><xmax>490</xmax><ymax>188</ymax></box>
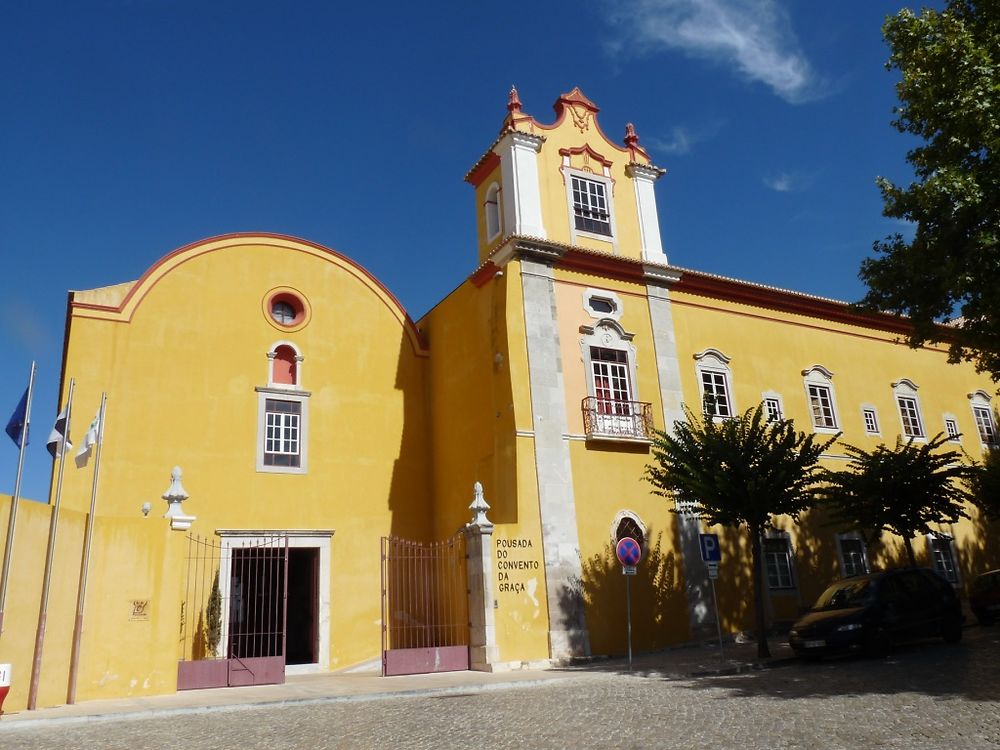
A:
<box><xmin>495</xmin><ymin>537</ymin><xmax>538</xmax><ymax>594</ymax></box>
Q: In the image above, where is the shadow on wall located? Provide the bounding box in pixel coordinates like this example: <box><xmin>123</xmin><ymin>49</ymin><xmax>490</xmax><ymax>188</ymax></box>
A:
<box><xmin>557</xmin><ymin>532</ymin><xmax>688</xmax><ymax>657</ymax></box>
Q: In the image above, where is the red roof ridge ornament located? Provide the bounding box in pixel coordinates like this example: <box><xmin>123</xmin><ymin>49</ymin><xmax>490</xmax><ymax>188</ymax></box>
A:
<box><xmin>624</xmin><ymin>122</ymin><xmax>639</xmax><ymax>148</ymax></box>
<box><xmin>507</xmin><ymin>85</ymin><xmax>522</xmax><ymax>114</ymax></box>
<box><xmin>554</xmin><ymin>86</ymin><xmax>599</xmax><ymax>115</ymax></box>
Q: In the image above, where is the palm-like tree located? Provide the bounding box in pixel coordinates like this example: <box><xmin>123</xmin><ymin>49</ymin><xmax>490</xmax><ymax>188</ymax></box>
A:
<box><xmin>822</xmin><ymin>433</ymin><xmax>973</xmax><ymax>566</ymax></box>
<box><xmin>645</xmin><ymin>404</ymin><xmax>834</xmax><ymax>658</ymax></box>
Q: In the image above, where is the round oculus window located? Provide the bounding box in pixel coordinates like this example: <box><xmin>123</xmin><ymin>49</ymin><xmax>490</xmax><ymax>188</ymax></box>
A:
<box><xmin>271</xmin><ymin>300</ymin><xmax>297</xmax><ymax>325</ymax></box>
<box><xmin>264</xmin><ymin>289</ymin><xmax>309</xmax><ymax>330</ymax></box>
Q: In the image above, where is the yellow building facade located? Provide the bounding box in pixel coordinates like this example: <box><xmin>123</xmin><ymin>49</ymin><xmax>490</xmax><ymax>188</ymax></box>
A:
<box><xmin>1</xmin><ymin>87</ymin><xmax>998</xmax><ymax>711</ymax></box>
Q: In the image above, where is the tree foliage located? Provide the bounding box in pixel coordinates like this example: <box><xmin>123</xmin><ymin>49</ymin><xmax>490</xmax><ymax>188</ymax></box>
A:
<box><xmin>860</xmin><ymin>2</ymin><xmax>1000</xmax><ymax>377</ymax></box>
<box><xmin>822</xmin><ymin>433</ymin><xmax>973</xmax><ymax>566</ymax></box>
<box><xmin>645</xmin><ymin>404</ymin><xmax>835</xmax><ymax>657</ymax></box>
<box><xmin>969</xmin><ymin>445</ymin><xmax>1000</xmax><ymax>522</ymax></box>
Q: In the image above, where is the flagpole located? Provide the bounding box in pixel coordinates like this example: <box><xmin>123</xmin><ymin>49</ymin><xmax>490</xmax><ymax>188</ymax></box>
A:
<box><xmin>0</xmin><ymin>360</ymin><xmax>36</xmax><ymax>636</ymax></box>
<box><xmin>27</xmin><ymin>377</ymin><xmax>74</xmax><ymax>711</ymax></box>
<box><xmin>67</xmin><ymin>392</ymin><xmax>106</xmax><ymax>705</ymax></box>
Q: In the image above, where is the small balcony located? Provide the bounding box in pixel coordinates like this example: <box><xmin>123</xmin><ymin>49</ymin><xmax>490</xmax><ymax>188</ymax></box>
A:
<box><xmin>581</xmin><ymin>397</ymin><xmax>654</xmax><ymax>443</ymax></box>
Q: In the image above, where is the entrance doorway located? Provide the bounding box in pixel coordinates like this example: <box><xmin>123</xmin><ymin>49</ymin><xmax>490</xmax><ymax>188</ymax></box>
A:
<box><xmin>286</xmin><ymin>547</ymin><xmax>319</xmax><ymax>665</ymax></box>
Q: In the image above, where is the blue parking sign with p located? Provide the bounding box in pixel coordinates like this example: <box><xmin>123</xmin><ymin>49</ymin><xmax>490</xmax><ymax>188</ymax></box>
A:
<box><xmin>699</xmin><ymin>533</ymin><xmax>721</xmax><ymax>562</ymax></box>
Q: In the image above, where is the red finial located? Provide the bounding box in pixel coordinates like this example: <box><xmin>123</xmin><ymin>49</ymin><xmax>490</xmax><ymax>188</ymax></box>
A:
<box><xmin>507</xmin><ymin>85</ymin><xmax>522</xmax><ymax>113</ymax></box>
<box><xmin>624</xmin><ymin>122</ymin><xmax>639</xmax><ymax>148</ymax></box>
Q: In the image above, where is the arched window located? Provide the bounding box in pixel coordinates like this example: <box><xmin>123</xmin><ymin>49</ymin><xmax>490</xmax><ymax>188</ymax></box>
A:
<box><xmin>892</xmin><ymin>378</ymin><xmax>925</xmax><ymax>440</ymax></box>
<box><xmin>695</xmin><ymin>349</ymin><xmax>734</xmax><ymax>419</ymax></box>
<box><xmin>267</xmin><ymin>342</ymin><xmax>303</xmax><ymax>388</ymax></box>
<box><xmin>802</xmin><ymin>365</ymin><xmax>839</xmax><ymax>433</ymax></box>
<box><xmin>485</xmin><ymin>182</ymin><xmax>501</xmax><ymax>241</ymax></box>
<box><xmin>969</xmin><ymin>390</ymin><xmax>998</xmax><ymax>446</ymax></box>
<box><xmin>611</xmin><ymin>510</ymin><xmax>647</xmax><ymax>554</ymax></box>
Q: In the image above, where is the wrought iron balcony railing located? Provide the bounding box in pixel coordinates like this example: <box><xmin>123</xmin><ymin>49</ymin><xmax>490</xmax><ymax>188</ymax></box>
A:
<box><xmin>581</xmin><ymin>397</ymin><xmax>654</xmax><ymax>442</ymax></box>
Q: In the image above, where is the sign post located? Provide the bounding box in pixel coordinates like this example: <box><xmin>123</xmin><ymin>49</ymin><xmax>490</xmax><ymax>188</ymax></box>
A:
<box><xmin>615</xmin><ymin>537</ymin><xmax>642</xmax><ymax>671</ymax></box>
<box><xmin>699</xmin><ymin>533</ymin><xmax>725</xmax><ymax>659</ymax></box>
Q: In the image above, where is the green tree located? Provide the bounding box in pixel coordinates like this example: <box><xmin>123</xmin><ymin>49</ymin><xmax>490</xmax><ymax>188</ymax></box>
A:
<box><xmin>860</xmin><ymin>2</ymin><xmax>1000</xmax><ymax>378</ymax></box>
<box><xmin>969</xmin><ymin>445</ymin><xmax>1000</xmax><ymax>521</ymax></box>
<box><xmin>205</xmin><ymin>570</ymin><xmax>223</xmax><ymax>656</ymax></box>
<box><xmin>822</xmin><ymin>433</ymin><xmax>973</xmax><ymax>566</ymax></box>
<box><xmin>645</xmin><ymin>404</ymin><xmax>835</xmax><ymax>658</ymax></box>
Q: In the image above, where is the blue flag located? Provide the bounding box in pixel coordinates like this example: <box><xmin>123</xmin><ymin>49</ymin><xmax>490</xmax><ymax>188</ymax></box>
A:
<box><xmin>5</xmin><ymin>388</ymin><xmax>29</xmax><ymax>448</ymax></box>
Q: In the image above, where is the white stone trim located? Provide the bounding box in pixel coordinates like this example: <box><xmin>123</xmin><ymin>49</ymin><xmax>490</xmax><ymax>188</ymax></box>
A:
<box><xmin>925</xmin><ymin>533</ymin><xmax>961</xmax><ymax>586</ymax></box>
<box><xmin>627</xmin><ymin>163</ymin><xmax>667</xmax><ymax>264</ymax></box>
<box><xmin>695</xmin><ymin>348</ymin><xmax>735</xmax><ymax>419</ymax></box>
<box><xmin>582</xmin><ymin>287</ymin><xmax>623</xmax><ymax>321</ymax></box>
<box><xmin>802</xmin><ymin>365</ymin><xmax>840</xmax><ymax>434</ymax></box>
<box><xmin>860</xmin><ymin>403</ymin><xmax>881</xmax><ymax>436</ymax></box>
<box><xmin>609</xmin><ymin>510</ymin><xmax>647</xmax><ymax>548</ymax></box>
<box><xmin>968</xmin><ymin>390</ymin><xmax>998</xmax><ymax>448</ymax></box>
<box><xmin>892</xmin><ymin>378</ymin><xmax>926</xmax><ymax>442</ymax></box>
<box><xmin>497</xmin><ymin>131</ymin><xmax>546</xmax><ymax>239</ymax></box>
<box><xmin>255</xmin><ymin>388</ymin><xmax>310</xmax><ymax>474</ymax></box>
<box><xmin>579</xmin><ymin>319</ymin><xmax>640</xmax><ymax>404</ymax></box>
<box><xmin>215</xmin><ymin>529</ymin><xmax>333</xmax><ymax>674</ymax></box>
<box><xmin>942</xmin><ymin>413</ymin><xmax>961</xmax><ymax>443</ymax></box>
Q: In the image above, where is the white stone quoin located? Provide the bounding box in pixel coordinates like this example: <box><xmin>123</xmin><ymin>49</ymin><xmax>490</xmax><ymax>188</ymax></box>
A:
<box><xmin>497</xmin><ymin>130</ymin><xmax>547</xmax><ymax>239</ymax></box>
<box><xmin>465</xmin><ymin>482</ymin><xmax>498</xmax><ymax>671</ymax></box>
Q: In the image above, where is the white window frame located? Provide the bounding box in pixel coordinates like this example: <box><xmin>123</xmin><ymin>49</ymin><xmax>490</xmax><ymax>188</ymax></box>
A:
<box><xmin>562</xmin><ymin>166</ymin><xmax>618</xmax><ymax>247</ymax></box>
<box><xmin>484</xmin><ymin>182</ymin><xmax>502</xmax><ymax>242</ymax></box>
<box><xmin>968</xmin><ymin>390</ymin><xmax>998</xmax><ymax>447</ymax></box>
<box><xmin>695</xmin><ymin>349</ymin><xmax>734</xmax><ymax>420</ymax></box>
<box><xmin>580</xmin><ymin>319</ymin><xmax>642</xmax><ymax>438</ymax></box>
<box><xmin>802</xmin><ymin>365</ymin><xmax>840</xmax><ymax>434</ymax></box>
<box><xmin>762</xmin><ymin>532</ymin><xmax>796</xmax><ymax>591</ymax></box>
<box><xmin>892</xmin><ymin>379</ymin><xmax>925</xmax><ymax>441</ymax></box>
<box><xmin>943</xmin><ymin>414</ymin><xmax>961</xmax><ymax>443</ymax></box>
<box><xmin>582</xmin><ymin>287</ymin><xmax>623</xmax><ymax>321</ymax></box>
<box><xmin>861</xmin><ymin>404</ymin><xmax>880</xmax><ymax>436</ymax></box>
<box><xmin>762</xmin><ymin>390</ymin><xmax>784</xmax><ymax>423</ymax></box>
<box><xmin>256</xmin><ymin>387</ymin><xmax>310</xmax><ymax>474</ymax></box>
<box><xmin>926</xmin><ymin>534</ymin><xmax>961</xmax><ymax>585</ymax></box>
<box><xmin>836</xmin><ymin>533</ymin><xmax>870</xmax><ymax>578</ymax></box>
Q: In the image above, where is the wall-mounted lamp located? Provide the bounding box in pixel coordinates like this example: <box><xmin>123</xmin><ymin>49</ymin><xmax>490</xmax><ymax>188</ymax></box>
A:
<box><xmin>140</xmin><ymin>502</ymin><xmax>151</xmax><ymax>517</ymax></box>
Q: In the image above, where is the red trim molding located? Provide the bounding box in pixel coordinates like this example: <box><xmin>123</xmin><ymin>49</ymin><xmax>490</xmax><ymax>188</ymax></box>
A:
<box><xmin>466</xmin><ymin>152</ymin><xmax>501</xmax><ymax>187</ymax></box>
<box><xmin>558</xmin><ymin>145</ymin><xmax>613</xmax><ymax>168</ymax></box>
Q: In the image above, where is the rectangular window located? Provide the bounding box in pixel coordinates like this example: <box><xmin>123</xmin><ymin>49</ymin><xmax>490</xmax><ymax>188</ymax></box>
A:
<box><xmin>863</xmin><ymin>408</ymin><xmax>879</xmax><ymax>434</ymax></box>
<box><xmin>973</xmin><ymin>406</ymin><xmax>997</xmax><ymax>445</ymax></box>
<box><xmin>764</xmin><ymin>538</ymin><xmax>795</xmax><ymax>589</ymax></box>
<box><xmin>571</xmin><ymin>176</ymin><xmax>612</xmax><ymax>236</ymax></box>
<box><xmin>807</xmin><ymin>384</ymin><xmax>837</xmax><ymax>429</ymax></box>
<box><xmin>930</xmin><ymin>538</ymin><xmax>958</xmax><ymax>584</ymax></box>
<box><xmin>764</xmin><ymin>397</ymin><xmax>782</xmax><ymax>422</ymax></box>
<box><xmin>897</xmin><ymin>396</ymin><xmax>924</xmax><ymax>438</ymax></box>
<box><xmin>264</xmin><ymin>399</ymin><xmax>301</xmax><ymax>467</ymax></box>
<box><xmin>591</xmin><ymin>347</ymin><xmax>631</xmax><ymax>414</ymax></box>
<box><xmin>838</xmin><ymin>537</ymin><xmax>868</xmax><ymax>578</ymax></box>
<box><xmin>945</xmin><ymin>418</ymin><xmax>960</xmax><ymax>441</ymax></box>
<box><xmin>701</xmin><ymin>370</ymin><xmax>732</xmax><ymax>418</ymax></box>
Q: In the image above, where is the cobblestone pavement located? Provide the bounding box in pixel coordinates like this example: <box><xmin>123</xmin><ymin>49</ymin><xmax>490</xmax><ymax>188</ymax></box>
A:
<box><xmin>4</xmin><ymin>628</ymin><xmax>999</xmax><ymax>750</ymax></box>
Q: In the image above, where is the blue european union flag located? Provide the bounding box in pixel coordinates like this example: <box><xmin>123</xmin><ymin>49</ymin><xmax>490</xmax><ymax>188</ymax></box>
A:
<box><xmin>5</xmin><ymin>388</ymin><xmax>29</xmax><ymax>448</ymax></box>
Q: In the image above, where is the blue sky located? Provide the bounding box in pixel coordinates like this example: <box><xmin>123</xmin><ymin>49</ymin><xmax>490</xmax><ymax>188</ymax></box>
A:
<box><xmin>1</xmin><ymin>0</ymin><xmax>932</xmax><ymax>502</ymax></box>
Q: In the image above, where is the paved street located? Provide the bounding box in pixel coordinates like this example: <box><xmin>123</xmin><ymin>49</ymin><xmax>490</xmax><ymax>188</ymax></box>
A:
<box><xmin>3</xmin><ymin>628</ymin><xmax>999</xmax><ymax>750</ymax></box>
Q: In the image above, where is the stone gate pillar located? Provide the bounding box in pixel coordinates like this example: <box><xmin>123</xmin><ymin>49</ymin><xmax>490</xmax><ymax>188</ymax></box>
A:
<box><xmin>464</xmin><ymin>482</ymin><xmax>498</xmax><ymax>671</ymax></box>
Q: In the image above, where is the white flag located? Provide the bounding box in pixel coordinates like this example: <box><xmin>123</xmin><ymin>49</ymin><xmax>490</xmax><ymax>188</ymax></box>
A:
<box><xmin>46</xmin><ymin>406</ymin><xmax>72</xmax><ymax>458</ymax></box>
<box><xmin>75</xmin><ymin>409</ymin><xmax>102</xmax><ymax>467</ymax></box>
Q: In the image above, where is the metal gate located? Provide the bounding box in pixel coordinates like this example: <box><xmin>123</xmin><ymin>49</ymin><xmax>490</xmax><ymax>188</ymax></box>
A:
<box><xmin>177</xmin><ymin>534</ymin><xmax>289</xmax><ymax>690</ymax></box>
<box><xmin>381</xmin><ymin>533</ymin><xmax>469</xmax><ymax>676</ymax></box>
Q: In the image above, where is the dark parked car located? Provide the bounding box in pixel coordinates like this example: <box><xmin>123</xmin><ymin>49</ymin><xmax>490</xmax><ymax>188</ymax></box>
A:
<box><xmin>789</xmin><ymin>568</ymin><xmax>963</xmax><ymax>658</ymax></box>
<box><xmin>970</xmin><ymin>569</ymin><xmax>1000</xmax><ymax>626</ymax></box>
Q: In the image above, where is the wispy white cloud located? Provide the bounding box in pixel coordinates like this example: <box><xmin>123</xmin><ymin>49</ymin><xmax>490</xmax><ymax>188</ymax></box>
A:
<box><xmin>645</xmin><ymin>121</ymin><xmax>725</xmax><ymax>155</ymax></box>
<box><xmin>606</xmin><ymin>0</ymin><xmax>822</xmax><ymax>104</ymax></box>
<box><xmin>763</xmin><ymin>172</ymin><xmax>796</xmax><ymax>192</ymax></box>
<box><xmin>2</xmin><ymin>300</ymin><xmax>52</xmax><ymax>355</ymax></box>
